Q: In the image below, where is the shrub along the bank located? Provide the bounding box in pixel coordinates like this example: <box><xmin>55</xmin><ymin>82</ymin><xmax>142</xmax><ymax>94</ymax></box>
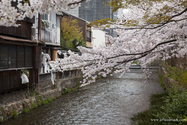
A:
<box><xmin>166</xmin><ymin>65</ymin><xmax>187</xmax><ymax>88</ymax></box>
<box><xmin>157</xmin><ymin>86</ymin><xmax>187</xmax><ymax>124</ymax></box>
<box><xmin>131</xmin><ymin>65</ymin><xmax>187</xmax><ymax>125</ymax></box>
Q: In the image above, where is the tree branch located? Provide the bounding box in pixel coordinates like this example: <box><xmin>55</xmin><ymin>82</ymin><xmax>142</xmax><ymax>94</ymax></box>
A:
<box><xmin>109</xmin><ymin>7</ymin><xmax>187</xmax><ymax>30</ymax></box>
<box><xmin>68</xmin><ymin>0</ymin><xmax>86</xmax><ymax>6</ymax></box>
<box><xmin>107</xmin><ymin>39</ymin><xmax>177</xmax><ymax>59</ymax></box>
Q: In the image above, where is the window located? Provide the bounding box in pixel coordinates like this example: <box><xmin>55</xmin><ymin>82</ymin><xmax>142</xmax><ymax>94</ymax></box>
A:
<box><xmin>25</xmin><ymin>47</ymin><xmax>32</xmax><ymax>67</ymax></box>
<box><xmin>0</xmin><ymin>45</ymin><xmax>16</xmax><ymax>68</ymax></box>
<box><xmin>42</xmin><ymin>14</ymin><xmax>49</xmax><ymax>20</ymax></box>
<box><xmin>86</xmin><ymin>30</ymin><xmax>91</xmax><ymax>42</ymax></box>
<box><xmin>0</xmin><ymin>45</ymin><xmax>9</xmax><ymax>68</ymax></box>
<box><xmin>18</xmin><ymin>46</ymin><xmax>24</xmax><ymax>67</ymax></box>
<box><xmin>0</xmin><ymin>44</ymin><xmax>33</xmax><ymax>69</ymax></box>
<box><xmin>9</xmin><ymin>46</ymin><xmax>16</xmax><ymax>68</ymax></box>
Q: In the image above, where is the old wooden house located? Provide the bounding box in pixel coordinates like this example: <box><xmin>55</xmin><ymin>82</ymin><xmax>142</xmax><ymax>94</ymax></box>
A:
<box><xmin>0</xmin><ymin>17</ymin><xmax>43</xmax><ymax>93</ymax></box>
<box><xmin>0</xmin><ymin>7</ymin><xmax>92</xmax><ymax>93</ymax></box>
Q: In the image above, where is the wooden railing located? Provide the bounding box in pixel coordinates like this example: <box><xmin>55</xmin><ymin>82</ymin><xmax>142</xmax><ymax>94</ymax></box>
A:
<box><xmin>41</xmin><ymin>29</ymin><xmax>56</xmax><ymax>43</ymax></box>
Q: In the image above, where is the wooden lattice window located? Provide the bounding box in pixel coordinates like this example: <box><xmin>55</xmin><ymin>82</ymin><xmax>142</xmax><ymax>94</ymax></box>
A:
<box><xmin>0</xmin><ymin>44</ymin><xmax>33</xmax><ymax>69</ymax></box>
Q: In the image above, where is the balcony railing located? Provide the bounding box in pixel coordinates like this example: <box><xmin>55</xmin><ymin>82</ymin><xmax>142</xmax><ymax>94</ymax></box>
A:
<box><xmin>41</xmin><ymin>29</ymin><xmax>56</xmax><ymax>43</ymax></box>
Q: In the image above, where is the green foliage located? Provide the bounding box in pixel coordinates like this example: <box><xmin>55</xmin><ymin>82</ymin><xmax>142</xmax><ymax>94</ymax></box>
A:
<box><xmin>158</xmin><ymin>74</ymin><xmax>166</xmax><ymax>91</ymax></box>
<box><xmin>166</xmin><ymin>65</ymin><xmax>187</xmax><ymax>88</ymax></box>
<box><xmin>35</xmin><ymin>91</ymin><xmax>39</xmax><ymax>96</ymax></box>
<box><xmin>131</xmin><ymin>92</ymin><xmax>168</xmax><ymax>125</ymax></box>
<box><xmin>0</xmin><ymin>107</ymin><xmax>5</xmax><ymax>117</ymax></box>
<box><xmin>30</xmin><ymin>90</ymin><xmax>39</xmax><ymax>97</ymax></box>
<box><xmin>70</xmin><ymin>85</ymin><xmax>80</xmax><ymax>92</ymax></box>
<box><xmin>30</xmin><ymin>90</ymin><xmax>35</xmax><ymax>97</ymax></box>
<box><xmin>42</xmin><ymin>100</ymin><xmax>48</xmax><ymax>105</ymax></box>
<box><xmin>62</xmin><ymin>88</ymin><xmax>70</xmax><ymax>94</ymax></box>
<box><xmin>22</xmin><ymin>69</ymin><xmax>29</xmax><ymax>77</ymax></box>
<box><xmin>11</xmin><ymin>110</ymin><xmax>18</xmax><ymax>118</ymax></box>
<box><xmin>42</xmin><ymin>97</ymin><xmax>53</xmax><ymax>104</ymax></box>
<box><xmin>46</xmin><ymin>97</ymin><xmax>53</xmax><ymax>103</ymax></box>
<box><xmin>36</xmin><ymin>96</ymin><xmax>43</xmax><ymax>106</ymax></box>
<box><xmin>72</xmin><ymin>38</ymin><xmax>86</xmax><ymax>50</ymax></box>
<box><xmin>31</xmin><ymin>103</ymin><xmax>38</xmax><ymax>109</ymax></box>
<box><xmin>0</xmin><ymin>117</ymin><xmax>2</xmax><ymax>122</ymax></box>
<box><xmin>157</xmin><ymin>87</ymin><xmax>187</xmax><ymax>124</ymax></box>
<box><xmin>62</xmin><ymin>85</ymin><xmax>81</xmax><ymax>94</ymax></box>
<box><xmin>97</xmin><ymin>75</ymin><xmax>103</xmax><ymax>79</ymax></box>
<box><xmin>132</xmin><ymin>84</ymin><xmax>187</xmax><ymax>125</ymax></box>
<box><xmin>61</xmin><ymin>18</ymin><xmax>85</xmax><ymax>50</ymax></box>
<box><xmin>23</xmin><ymin>108</ymin><xmax>30</xmax><ymax>114</ymax></box>
<box><xmin>36</xmin><ymin>95</ymin><xmax>54</xmax><ymax>106</ymax></box>
<box><xmin>93</xmin><ymin>0</ymin><xmax>187</xmax><ymax>30</ymax></box>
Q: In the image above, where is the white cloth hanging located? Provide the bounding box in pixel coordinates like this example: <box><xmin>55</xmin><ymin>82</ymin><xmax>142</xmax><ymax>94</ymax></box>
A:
<box><xmin>21</xmin><ymin>74</ymin><xmax>29</xmax><ymax>84</ymax></box>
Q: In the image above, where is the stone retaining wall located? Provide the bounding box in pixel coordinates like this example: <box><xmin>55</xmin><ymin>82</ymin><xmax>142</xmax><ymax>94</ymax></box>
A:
<box><xmin>0</xmin><ymin>69</ymin><xmax>82</xmax><ymax>123</ymax></box>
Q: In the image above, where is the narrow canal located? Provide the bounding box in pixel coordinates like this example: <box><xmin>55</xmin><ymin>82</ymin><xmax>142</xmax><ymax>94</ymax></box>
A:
<box><xmin>2</xmin><ymin>69</ymin><xmax>163</xmax><ymax>125</ymax></box>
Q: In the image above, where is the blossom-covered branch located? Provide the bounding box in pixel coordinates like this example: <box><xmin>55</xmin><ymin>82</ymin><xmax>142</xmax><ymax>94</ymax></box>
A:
<box><xmin>50</xmin><ymin>0</ymin><xmax>187</xmax><ymax>86</ymax></box>
<box><xmin>0</xmin><ymin>0</ymin><xmax>88</xmax><ymax>26</ymax></box>
<box><xmin>1</xmin><ymin>0</ymin><xmax>187</xmax><ymax>87</ymax></box>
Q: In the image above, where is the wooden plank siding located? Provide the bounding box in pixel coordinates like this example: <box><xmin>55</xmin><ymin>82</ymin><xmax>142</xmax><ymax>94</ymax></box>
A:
<box><xmin>33</xmin><ymin>46</ymin><xmax>42</xmax><ymax>69</ymax></box>
<box><xmin>0</xmin><ymin>21</ymin><xmax>33</xmax><ymax>40</ymax></box>
<box><xmin>0</xmin><ymin>45</ymin><xmax>41</xmax><ymax>93</ymax></box>
<box><xmin>0</xmin><ymin>0</ymin><xmax>38</xmax><ymax>93</ymax></box>
<box><xmin>0</xmin><ymin>70</ymin><xmax>21</xmax><ymax>92</ymax></box>
<box><xmin>29</xmin><ymin>69</ymin><xmax>39</xmax><ymax>85</ymax></box>
<box><xmin>0</xmin><ymin>69</ymin><xmax>38</xmax><ymax>93</ymax></box>
<box><xmin>0</xmin><ymin>36</ymin><xmax>41</xmax><ymax>93</ymax></box>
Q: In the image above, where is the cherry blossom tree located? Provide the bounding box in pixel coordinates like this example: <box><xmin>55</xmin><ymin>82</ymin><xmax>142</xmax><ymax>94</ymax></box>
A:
<box><xmin>1</xmin><ymin>0</ymin><xmax>187</xmax><ymax>87</ymax></box>
<box><xmin>52</xmin><ymin>0</ymin><xmax>187</xmax><ymax>86</ymax></box>
<box><xmin>0</xmin><ymin>0</ymin><xmax>86</xmax><ymax>26</ymax></box>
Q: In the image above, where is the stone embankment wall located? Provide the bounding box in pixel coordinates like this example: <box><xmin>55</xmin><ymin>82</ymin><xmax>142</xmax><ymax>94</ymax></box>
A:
<box><xmin>0</xmin><ymin>69</ymin><xmax>82</xmax><ymax>123</ymax></box>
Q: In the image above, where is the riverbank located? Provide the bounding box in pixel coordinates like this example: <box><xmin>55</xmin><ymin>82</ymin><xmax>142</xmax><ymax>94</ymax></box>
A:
<box><xmin>131</xmin><ymin>65</ymin><xmax>187</xmax><ymax>125</ymax></box>
<box><xmin>0</xmin><ymin>70</ymin><xmax>82</xmax><ymax>123</ymax></box>
<box><xmin>1</xmin><ymin>68</ymin><xmax>164</xmax><ymax>125</ymax></box>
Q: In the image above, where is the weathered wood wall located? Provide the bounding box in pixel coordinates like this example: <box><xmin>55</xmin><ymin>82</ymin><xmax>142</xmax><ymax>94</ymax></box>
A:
<box><xmin>0</xmin><ymin>69</ymin><xmax>38</xmax><ymax>93</ymax></box>
<box><xmin>0</xmin><ymin>21</ymin><xmax>33</xmax><ymax>40</ymax></box>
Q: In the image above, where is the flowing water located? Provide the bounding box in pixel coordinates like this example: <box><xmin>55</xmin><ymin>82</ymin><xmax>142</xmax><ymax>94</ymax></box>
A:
<box><xmin>2</xmin><ymin>69</ymin><xmax>164</xmax><ymax>125</ymax></box>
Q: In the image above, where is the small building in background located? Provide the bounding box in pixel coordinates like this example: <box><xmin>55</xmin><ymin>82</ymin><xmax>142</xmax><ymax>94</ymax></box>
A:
<box><xmin>92</xmin><ymin>29</ymin><xmax>108</xmax><ymax>48</ymax></box>
<box><xmin>61</xmin><ymin>12</ymin><xmax>92</xmax><ymax>49</ymax></box>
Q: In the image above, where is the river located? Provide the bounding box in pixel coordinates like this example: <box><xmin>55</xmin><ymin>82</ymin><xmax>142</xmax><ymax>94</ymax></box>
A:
<box><xmin>2</xmin><ymin>69</ymin><xmax>163</xmax><ymax>125</ymax></box>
